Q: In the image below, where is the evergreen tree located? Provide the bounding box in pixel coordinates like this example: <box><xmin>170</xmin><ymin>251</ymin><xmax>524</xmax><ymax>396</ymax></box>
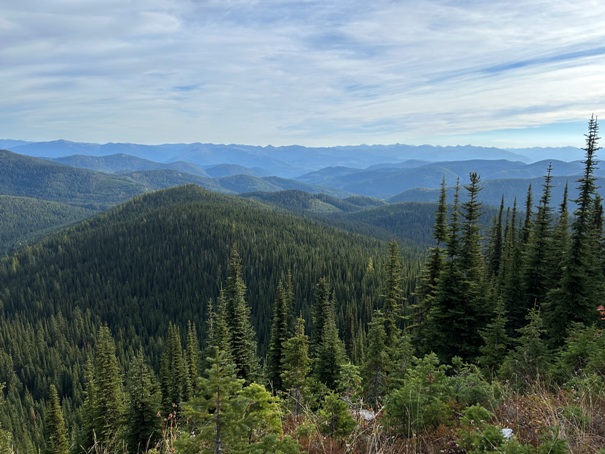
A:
<box><xmin>381</xmin><ymin>240</ymin><xmax>405</xmax><ymax>341</ymax></box>
<box><xmin>478</xmin><ymin>298</ymin><xmax>511</xmax><ymax>376</ymax></box>
<box><xmin>126</xmin><ymin>351</ymin><xmax>161</xmax><ymax>453</ymax></box>
<box><xmin>43</xmin><ymin>384</ymin><xmax>69</xmax><ymax>454</ymax></box>
<box><xmin>413</xmin><ymin>178</ymin><xmax>448</xmax><ymax>345</ymax></box>
<box><xmin>522</xmin><ymin>183</ymin><xmax>533</xmax><ymax>244</ymax></box>
<box><xmin>160</xmin><ymin>323</ymin><xmax>190</xmax><ymax>417</ymax></box>
<box><xmin>178</xmin><ymin>347</ymin><xmax>245</xmax><ymax>454</ymax></box>
<box><xmin>545</xmin><ymin>117</ymin><xmax>604</xmax><ymax>346</ymax></box>
<box><xmin>310</xmin><ymin>277</ymin><xmax>332</xmax><ymax>355</ymax></box>
<box><xmin>545</xmin><ymin>182</ymin><xmax>570</xmax><ymax>292</ymax></box>
<box><xmin>522</xmin><ymin>163</ymin><xmax>554</xmax><ymax>310</ymax></box>
<box><xmin>426</xmin><ymin>174</ymin><xmax>488</xmax><ymax>362</ymax></box>
<box><xmin>317</xmin><ymin>392</ymin><xmax>356</xmax><ymax>437</ymax></box>
<box><xmin>186</xmin><ymin>321</ymin><xmax>201</xmax><ymax>396</ymax></box>
<box><xmin>499</xmin><ymin>306</ymin><xmax>552</xmax><ymax>387</ymax></box>
<box><xmin>486</xmin><ymin>197</ymin><xmax>505</xmax><ymax>279</ymax></box>
<box><xmin>499</xmin><ymin>200</ymin><xmax>526</xmax><ymax>333</ymax></box>
<box><xmin>361</xmin><ymin>310</ymin><xmax>390</xmax><ymax>410</ymax></box>
<box><xmin>178</xmin><ymin>348</ymin><xmax>296</xmax><ymax>453</ymax></box>
<box><xmin>89</xmin><ymin>326</ymin><xmax>125</xmax><ymax>451</ymax></box>
<box><xmin>310</xmin><ymin>279</ymin><xmax>347</xmax><ymax>390</ymax></box>
<box><xmin>204</xmin><ymin>294</ymin><xmax>232</xmax><ymax>361</ymax></box>
<box><xmin>80</xmin><ymin>358</ymin><xmax>96</xmax><ymax>450</ymax></box>
<box><xmin>224</xmin><ymin>246</ymin><xmax>258</xmax><ymax>383</ymax></box>
<box><xmin>266</xmin><ymin>278</ymin><xmax>293</xmax><ymax>393</ymax></box>
<box><xmin>281</xmin><ymin>317</ymin><xmax>311</xmax><ymax>416</ymax></box>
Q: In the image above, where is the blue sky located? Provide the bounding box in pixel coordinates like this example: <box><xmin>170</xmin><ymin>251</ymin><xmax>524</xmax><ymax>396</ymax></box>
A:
<box><xmin>1</xmin><ymin>0</ymin><xmax>605</xmax><ymax>148</ymax></box>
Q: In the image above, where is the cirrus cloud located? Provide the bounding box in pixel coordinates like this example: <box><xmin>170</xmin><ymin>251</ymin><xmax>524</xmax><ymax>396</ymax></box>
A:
<box><xmin>0</xmin><ymin>0</ymin><xmax>604</xmax><ymax>147</ymax></box>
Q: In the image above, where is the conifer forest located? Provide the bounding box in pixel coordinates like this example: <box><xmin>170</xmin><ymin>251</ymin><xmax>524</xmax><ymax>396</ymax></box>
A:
<box><xmin>2</xmin><ymin>118</ymin><xmax>605</xmax><ymax>453</ymax></box>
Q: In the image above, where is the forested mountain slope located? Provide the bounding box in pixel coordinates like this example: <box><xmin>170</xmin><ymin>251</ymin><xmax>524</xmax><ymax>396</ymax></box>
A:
<box><xmin>0</xmin><ymin>149</ymin><xmax>146</xmax><ymax>209</ymax></box>
<box><xmin>0</xmin><ymin>195</ymin><xmax>95</xmax><ymax>255</ymax></box>
<box><xmin>0</xmin><ymin>184</ymin><xmax>423</xmax><ymax>450</ymax></box>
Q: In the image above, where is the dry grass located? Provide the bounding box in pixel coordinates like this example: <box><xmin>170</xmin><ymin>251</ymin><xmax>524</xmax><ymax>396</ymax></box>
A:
<box><xmin>282</xmin><ymin>381</ymin><xmax>605</xmax><ymax>453</ymax></box>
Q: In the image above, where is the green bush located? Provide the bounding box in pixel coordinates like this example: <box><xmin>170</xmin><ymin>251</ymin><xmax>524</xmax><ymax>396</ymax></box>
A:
<box><xmin>385</xmin><ymin>354</ymin><xmax>454</xmax><ymax>436</ymax></box>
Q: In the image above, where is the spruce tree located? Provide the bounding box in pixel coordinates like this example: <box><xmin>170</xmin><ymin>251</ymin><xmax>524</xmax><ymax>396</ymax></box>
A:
<box><xmin>425</xmin><ymin>174</ymin><xmax>488</xmax><ymax>362</ymax></box>
<box><xmin>310</xmin><ymin>277</ymin><xmax>332</xmax><ymax>355</ymax></box>
<box><xmin>281</xmin><ymin>317</ymin><xmax>311</xmax><ymax>416</ymax></box>
<box><xmin>522</xmin><ymin>163</ymin><xmax>554</xmax><ymax>310</ymax></box>
<box><xmin>266</xmin><ymin>278</ymin><xmax>293</xmax><ymax>393</ymax></box>
<box><xmin>486</xmin><ymin>197</ymin><xmax>505</xmax><ymax>279</ymax></box>
<box><xmin>499</xmin><ymin>200</ymin><xmax>526</xmax><ymax>333</ymax></box>
<box><xmin>545</xmin><ymin>117</ymin><xmax>604</xmax><ymax>346</ymax></box>
<box><xmin>126</xmin><ymin>351</ymin><xmax>161</xmax><ymax>453</ymax></box>
<box><xmin>204</xmin><ymin>294</ymin><xmax>232</xmax><ymax>361</ymax></box>
<box><xmin>80</xmin><ymin>358</ymin><xmax>96</xmax><ymax>450</ymax></box>
<box><xmin>90</xmin><ymin>326</ymin><xmax>125</xmax><ymax>451</ymax></box>
<box><xmin>522</xmin><ymin>183</ymin><xmax>533</xmax><ymax>244</ymax></box>
<box><xmin>186</xmin><ymin>321</ymin><xmax>201</xmax><ymax>396</ymax></box>
<box><xmin>43</xmin><ymin>385</ymin><xmax>69</xmax><ymax>454</ymax></box>
<box><xmin>178</xmin><ymin>347</ymin><xmax>245</xmax><ymax>454</ymax></box>
<box><xmin>361</xmin><ymin>310</ymin><xmax>390</xmax><ymax>411</ymax></box>
<box><xmin>478</xmin><ymin>298</ymin><xmax>511</xmax><ymax>376</ymax></box>
<box><xmin>160</xmin><ymin>323</ymin><xmax>190</xmax><ymax>417</ymax></box>
<box><xmin>312</xmin><ymin>283</ymin><xmax>347</xmax><ymax>390</ymax></box>
<box><xmin>224</xmin><ymin>246</ymin><xmax>258</xmax><ymax>383</ymax></box>
<box><xmin>499</xmin><ymin>306</ymin><xmax>551</xmax><ymax>387</ymax></box>
<box><xmin>414</xmin><ymin>178</ymin><xmax>448</xmax><ymax>346</ymax></box>
<box><xmin>381</xmin><ymin>240</ymin><xmax>405</xmax><ymax>341</ymax></box>
<box><xmin>546</xmin><ymin>182</ymin><xmax>570</xmax><ymax>290</ymax></box>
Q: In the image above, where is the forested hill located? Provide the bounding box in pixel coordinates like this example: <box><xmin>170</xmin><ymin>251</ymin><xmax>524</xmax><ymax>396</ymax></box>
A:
<box><xmin>0</xmin><ymin>149</ymin><xmax>146</xmax><ymax>209</ymax></box>
<box><xmin>0</xmin><ymin>184</ymin><xmax>422</xmax><ymax>450</ymax></box>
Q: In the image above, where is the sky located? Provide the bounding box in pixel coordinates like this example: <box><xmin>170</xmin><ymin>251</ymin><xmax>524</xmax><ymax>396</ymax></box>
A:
<box><xmin>2</xmin><ymin>0</ymin><xmax>605</xmax><ymax>148</ymax></box>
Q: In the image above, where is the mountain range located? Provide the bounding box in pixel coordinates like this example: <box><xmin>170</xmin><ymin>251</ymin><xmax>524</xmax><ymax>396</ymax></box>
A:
<box><xmin>0</xmin><ymin>138</ymin><xmax>597</xmax><ymax>254</ymax></box>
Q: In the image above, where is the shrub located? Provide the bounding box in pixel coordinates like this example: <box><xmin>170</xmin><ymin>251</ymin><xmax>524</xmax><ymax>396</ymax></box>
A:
<box><xmin>385</xmin><ymin>353</ymin><xmax>454</xmax><ymax>436</ymax></box>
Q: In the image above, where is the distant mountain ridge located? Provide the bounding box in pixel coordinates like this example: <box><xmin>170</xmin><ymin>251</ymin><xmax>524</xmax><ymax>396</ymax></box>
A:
<box><xmin>2</xmin><ymin>139</ymin><xmax>585</xmax><ymax>178</ymax></box>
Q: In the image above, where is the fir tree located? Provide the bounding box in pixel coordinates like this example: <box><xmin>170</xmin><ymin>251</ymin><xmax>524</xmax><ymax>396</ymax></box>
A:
<box><xmin>545</xmin><ymin>116</ymin><xmax>604</xmax><ymax>346</ymax></box>
<box><xmin>90</xmin><ymin>326</ymin><xmax>125</xmax><ymax>451</ymax></box>
<box><xmin>361</xmin><ymin>310</ymin><xmax>390</xmax><ymax>410</ymax></box>
<box><xmin>426</xmin><ymin>172</ymin><xmax>487</xmax><ymax>362</ymax></box>
<box><xmin>499</xmin><ymin>200</ymin><xmax>526</xmax><ymax>333</ymax></box>
<box><xmin>224</xmin><ymin>246</ymin><xmax>258</xmax><ymax>383</ymax></box>
<box><xmin>310</xmin><ymin>279</ymin><xmax>347</xmax><ymax>389</ymax></box>
<box><xmin>126</xmin><ymin>351</ymin><xmax>161</xmax><ymax>453</ymax></box>
<box><xmin>186</xmin><ymin>321</ymin><xmax>201</xmax><ymax>396</ymax></box>
<box><xmin>80</xmin><ymin>358</ymin><xmax>96</xmax><ymax>450</ymax></box>
<box><xmin>478</xmin><ymin>298</ymin><xmax>511</xmax><ymax>376</ymax></box>
<box><xmin>486</xmin><ymin>197</ymin><xmax>505</xmax><ymax>279</ymax></box>
<box><xmin>522</xmin><ymin>183</ymin><xmax>533</xmax><ymax>244</ymax></box>
<box><xmin>425</xmin><ymin>174</ymin><xmax>488</xmax><ymax>362</ymax></box>
<box><xmin>43</xmin><ymin>385</ymin><xmax>69</xmax><ymax>454</ymax></box>
<box><xmin>204</xmin><ymin>294</ymin><xmax>232</xmax><ymax>361</ymax></box>
<box><xmin>160</xmin><ymin>323</ymin><xmax>190</xmax><ymax>417</ymax></box>
<box><xmin>499</xmin><ymin>306</ymin><xmax>552</xmax><ymax>387</ymax></box>
<box><xmin>281</xmin><ymin>317</ymin><xmax>311</xmax><ymax>416</ymax></box>
<box><xmin>381</xmin><ymin>240</ymin><xmax>405</xmax><ymax>341</ymax></box>
<box><xmin>313</xmin><ymin>290</ymin><xmax>347</xmax><ymax>390</ymax></box>
<box><xmin>310</xmin><ymin>277</ymin><xmax>332</xmax><ymax>355</ymax></box>
<box><xmin>266</xmin><ymin>278</ymin><xmax>293</xmax><ymax>393</ymax></box>
<box><xmin>178</xmin><ymin>347</ymin><xmax>245</xmax><ymax>454</ymax></box>
<box><xmin>413</xmin><ymin>178</ymin><xmax>448</xmax><ymax>344</ymax></box>
<box><xmin>522</xmin><ymin>163</ymin><xmax>554</xmax><ymax>310</ymax></box>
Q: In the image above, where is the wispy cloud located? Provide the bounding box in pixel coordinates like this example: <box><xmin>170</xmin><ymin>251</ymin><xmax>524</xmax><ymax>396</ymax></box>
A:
<box><xmin>1</xmin><ymin>0</ymin><xmax>604</xmax><ymax>147</ymax></box>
